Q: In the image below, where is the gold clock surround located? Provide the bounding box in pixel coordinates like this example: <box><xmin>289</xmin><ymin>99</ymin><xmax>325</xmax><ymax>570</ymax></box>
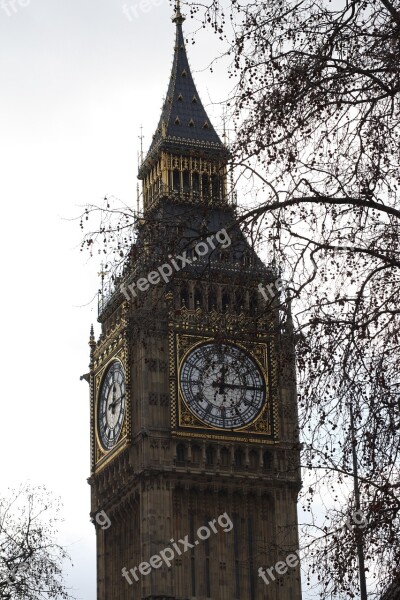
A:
<box><xmin>93</xmin><ymin>345</ymin><xmax>130</xmax><ymax>469</ymax></box>
<box><xmin>170</xmin><ymin>331</ymin><xmax>278</xmax><ymax>444</ymax></box>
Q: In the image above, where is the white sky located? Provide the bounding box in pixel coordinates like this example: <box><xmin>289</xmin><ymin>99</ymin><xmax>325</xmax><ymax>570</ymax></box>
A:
<box><xmin>0</xmin><ymin>1</ymin><xmax>229</xmax><ymax>597</ymax></box>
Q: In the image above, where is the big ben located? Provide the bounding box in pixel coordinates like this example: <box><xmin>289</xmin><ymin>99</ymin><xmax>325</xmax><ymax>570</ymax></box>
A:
<box><xmin>87</xmin><ymin>3</ymin><xmax>302</xmax><ymax>599</ymax></box>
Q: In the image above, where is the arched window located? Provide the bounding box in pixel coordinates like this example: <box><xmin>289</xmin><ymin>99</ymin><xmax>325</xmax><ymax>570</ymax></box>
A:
<box><xmin>263</xmin><ymin>451</ymin><xmax>272</xmax><ymax>471</ymax></box>
<box><xmin>212</xmin><ymin>174</ymin><xmax>220</xmax><ymax>201</ymax></box>
<box><xmin>183</xmin><ymin>170</ymin><xmax>190</xmax><ymax>193</ymax></box>
<box><xmin>194</xmin><ymin>288</ymin><xmax>203</xmax><ymax>308</ymax></box>
<box><xmin>234</xmin><ymin>448</ymin><xmax>244</xmax><ymax>467</ymax></box>
<box><xmin>202</xmin><ymin>173</ymin><xmax>210</xmax><ymax>199</ymax></box>
<box><xmin>222</xmin><ymin>292</ymin><xmax>230</xmax><ymax>312</ymax></box>
<box><xmin>206</xmin><ymin>446</ymin><xmax>215</xmax><ymax>465</ymax></box>
<box><xmin>192</xmin><ymin>172</ymin><xmax>200</xmax><ymax>195</ymax></box>
<box><xmin>220</xmin><ymin>447</ymin><xmax>230</xmax><ymax>467</ymax></box>
<box><xmin>191</xmin><ymin>445</ymin><xmax>201</xmax><ymax>464</ymax></box>
<box><xmin>176</xmin><ymin>443</ymin><xmax>186</xmax><ymax>463</ymax></box>
<box><xmin>249</xmin><ymin>293</ymin><xmax>258</xmax><ymax>315</ymax></box>
<box><xmin>181</xmin><ymin>286</ymin><xmax>189</xmax><ymax>307</ymax></box>
<box><xmin>234</xmin><ymin>291</ymin><xmax>244</xmax><ymax>314</ymax></box>
<box><xmin>173</xmin><ymin>169</ymin><xmax>180</xmax><ymax>193</ymax></box>
<box><xmin>208</xmin><ymin>288</ymin><xmax>217</xmax><ymax>311</ymax></box>
<box><xmin>249</xmin><ymin>450</ymin><xmax>258</xmax><ymax>470</ymax></box>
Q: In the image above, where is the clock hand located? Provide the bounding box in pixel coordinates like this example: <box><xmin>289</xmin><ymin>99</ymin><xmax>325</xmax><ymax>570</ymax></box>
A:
<box><xmin>112</xmin><ymin>393</ymin><xmax>124</xmax><ymax>405</ymax></box>
<box><xmin>108</xmin><ymin>394</ymin><xmax>124</xmax><ymax>412</ymax></box>
<box><xmin>214</xmin><ymin>364</ymin><xmax>227</xmax><ymax>394</ymax></box>
<box><xmin>214</xmin><ymin>382</ymin><xmax>262</xmax><ymax>391</ymax></box>
<box><xmin>220</xmin><ymin>405</ymin><xmax>226</xmax><ymax>427</ymax></box>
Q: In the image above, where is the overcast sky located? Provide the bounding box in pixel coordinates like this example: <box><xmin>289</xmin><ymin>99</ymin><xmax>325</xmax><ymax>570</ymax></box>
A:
<box><xmin>0</xmin><ymin>1</ymin><xmax>231</xmax><ymax>597</ymax></box>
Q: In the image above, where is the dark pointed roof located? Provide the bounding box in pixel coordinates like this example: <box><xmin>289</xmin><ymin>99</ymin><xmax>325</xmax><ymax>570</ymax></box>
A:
<box><xmin>139</xmin><ymin>6</ymin><xmax>227</xmax><ymax>174</ymax></box>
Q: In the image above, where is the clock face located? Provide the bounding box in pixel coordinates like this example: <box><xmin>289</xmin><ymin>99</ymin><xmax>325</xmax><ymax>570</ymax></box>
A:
<box><xmin>179</xmin><ymin>343</ymin><xmax>266</xmax><ymax>429</ymax></box>
<box><xmin>97</xmin><ymin>361</ymin><xmax>126</xmax><ymax>450</ymax></box>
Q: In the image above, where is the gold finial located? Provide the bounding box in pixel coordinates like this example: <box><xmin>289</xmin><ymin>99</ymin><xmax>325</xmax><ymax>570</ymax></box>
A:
<box><xmin>172</xmin><ymin>0</ymin><xmax>185</xmax><ymax>24</ymax></box>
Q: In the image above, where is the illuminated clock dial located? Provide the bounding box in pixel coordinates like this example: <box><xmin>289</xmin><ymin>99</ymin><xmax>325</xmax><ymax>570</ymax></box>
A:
<box><xmin>97</xmin><ymin>361</ymin><xmax>126</xmax><ymax>450</ymax></box>
<box><xmin>179</xmin><ymin>343</ymin><xmax>266</xmax><ymax>429</ymax></box>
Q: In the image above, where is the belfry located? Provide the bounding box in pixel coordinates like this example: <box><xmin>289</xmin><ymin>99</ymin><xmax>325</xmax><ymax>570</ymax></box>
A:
<box><xmin>87</xmin><ymin>4</ymin><xmax>302</xmax><ymax>599</ymax></box>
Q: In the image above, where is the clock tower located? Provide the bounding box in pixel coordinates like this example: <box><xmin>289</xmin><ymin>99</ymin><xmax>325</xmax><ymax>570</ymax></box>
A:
<box><xmin>87</xmin><ymin>4</ymin><xmax>302</xmax><ymax>599</ymax></box>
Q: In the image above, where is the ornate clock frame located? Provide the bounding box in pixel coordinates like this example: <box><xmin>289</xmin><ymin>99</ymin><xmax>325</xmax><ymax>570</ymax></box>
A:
<box><xmin>90</xmin><ymin>314</ymin><xmax>131</xmax><ymax>471</ymax></box>
<box><xmin>169</xmin><ymin>306</ymin><xmax>279</xmax><ymax>444</ymax></box>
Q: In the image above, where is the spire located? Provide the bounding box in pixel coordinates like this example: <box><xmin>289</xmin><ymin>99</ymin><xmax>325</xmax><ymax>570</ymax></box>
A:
<box><xmin>88</xmin><ymin>323</ymin><xmax>96</xmax><ymax>369</ymax></box>
<box><xmin>172</xmin><ymin>0</ymin><xmax>185</xmax><ymax>25</ymax></box>
<box><xmin>139</xmin><ymin>4</ymin><xmax>227</xmax><ymax>175</ymax></box>
<box><xmin>89</xmin><ymin>324</ymin><xmax>95</xmax><ymax>346</ymax></box>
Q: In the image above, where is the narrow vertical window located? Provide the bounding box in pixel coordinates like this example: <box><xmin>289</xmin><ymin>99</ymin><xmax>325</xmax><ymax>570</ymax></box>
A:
<box><xmin>180</xmin><ymin>286</ymin><xmax>189</xmax><ymax>307</ymax></box>
<box><xmin>194</xmin><ymin>288</ymin><xmax>203</xmax><ymax>308</ymax></box>
<box><xmin>183</xmin><ymin>170</ymin><xmax>190</xmax><ymax>193</ymax></box>
<box><xmin>190</xmin><ymin>513</ymin><xmax>196</xmax><ymax>596</ymax></box>
<box><xmin>176</xmin><ymin>443</ymin><xmax>185</xmax><ymax>463</ymax></box>
<box><xmin>202</xmin><ymin>173</ymin><xmax>210</xmax><ymax>199</ymax></box>
<box><xmin>263</xmin><ymin>451</ymin><xmax>272</xmax><ymax>471</ymax></box>
<box><xmin>233</xmin><ymin>514</ymin><xmax>240</xmax><ymax>598</ymax></box>
<box><xmin>212</xmin><ymin>174</ymin><xmax>220</xmax><ymax>200</ymax></box>
<box><xmin>222</xmin><ymin>292</ymin><xmax>230</xmax><ymax>313</ymax></box>
<box><xmin>205</xmin><ymin>518</ymin><xmax>211</xmax><ymax>597</ymax></box>
<box><xmin>173</xmin><ymin>169</ymin><xmax>180</xmax><ymax>192</ymax></box>
<box><xmin>248</xmin><ymin>517</ymin><xmax>255</xmax><ymax>600</ymax></box>
<box><xmin>206</xmin><ymin>446</ymin><xmax>214</xmax><ymax>465</ymax></box>
<box><xmin>193</xmin><ymin>172</ymin><xmax>200</xmax><ymax>194</ymax></box>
